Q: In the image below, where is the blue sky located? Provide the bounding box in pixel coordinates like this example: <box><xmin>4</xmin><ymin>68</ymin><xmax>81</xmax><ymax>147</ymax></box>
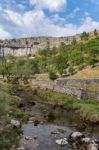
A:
<box><xmin>0</xmin><ymin>0</ymin><xmax>99</xmax><ymax>39</ymax></box>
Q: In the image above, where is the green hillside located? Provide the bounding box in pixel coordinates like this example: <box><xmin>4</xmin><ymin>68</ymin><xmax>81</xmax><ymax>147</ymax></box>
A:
<box><xmin>0</xmin><ymin>34</ymin><xmax>99</xmax><ymax>80</ymax></box>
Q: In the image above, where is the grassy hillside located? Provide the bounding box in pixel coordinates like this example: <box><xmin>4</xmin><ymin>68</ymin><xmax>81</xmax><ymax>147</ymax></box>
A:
<box><xmin>67</xmin><ymin>66</ymin><xmax>99</xmax><ymax>79</ymax></box>
<box><xmin>0</xmin><ymin>34</ymin><xmax>99</xmax><ymax>80</ymax></box>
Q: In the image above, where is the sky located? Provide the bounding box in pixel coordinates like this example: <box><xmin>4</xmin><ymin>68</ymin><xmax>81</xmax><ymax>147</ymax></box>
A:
<box><xmin>0</xmin><ymin>0</ymin><xmax>99</xmax><ymax>39</ymax></box>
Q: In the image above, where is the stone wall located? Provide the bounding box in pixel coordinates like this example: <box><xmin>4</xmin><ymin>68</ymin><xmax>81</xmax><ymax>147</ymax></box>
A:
<box><xmin>56</xmin><ymin>79</ymin><xmax>99</xmax><ymax>100</ymax></box>
<box><xmin>56</xmin><ymin>79</ymin><xmax>99</xmax><ymax>86</ymax></box>
<box><xmin>31</xmin><ymin>80</ymin><xmax>99</xmax><ymax>101</ymax></box>
<box><xmin>31</xmin><ymin>81</ymin><xmax>86</xmax><ymax>99</ymax></box>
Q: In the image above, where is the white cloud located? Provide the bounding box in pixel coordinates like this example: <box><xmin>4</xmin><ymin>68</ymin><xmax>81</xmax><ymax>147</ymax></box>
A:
<box><xmin>29</xmin><ymin>0</ymin><xmax>67</xmax><ymax>12</ymax></box>
<box><xmin>78</xmin><ymin>17</ymin><xmax>99</xmax><ymax>33</ymax></box>
<box><xmin>1</xmin><ymin>8</ymin><xmax>99</xmax><ymax>38</ymax></box>
<box><xmin>68</xmin><ymin>7</ymin><xmax>80</xmax><ymax>19</ymax></box>
<box><xmin>0</xmin><ymin>26</ymin><xmax>12</xmax><ymax>39</ymax></box>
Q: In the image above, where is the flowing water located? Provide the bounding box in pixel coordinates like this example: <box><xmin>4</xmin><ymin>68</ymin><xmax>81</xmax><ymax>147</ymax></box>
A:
<box><xmin>20</xmin><ymin>102</ymin><xmax>75</xmax><ymax>150</ymax></box>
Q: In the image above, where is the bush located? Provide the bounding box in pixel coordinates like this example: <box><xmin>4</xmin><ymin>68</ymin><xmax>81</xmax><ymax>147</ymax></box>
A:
<box><xmin>68</xmin><ymin>67</ymin><xmax>75</xmax><ymax>75</ymax></box>
<box><xmin>49</xmin><ymin>72</ymin><xmax>57</xmax><ymax>81</ymax></box>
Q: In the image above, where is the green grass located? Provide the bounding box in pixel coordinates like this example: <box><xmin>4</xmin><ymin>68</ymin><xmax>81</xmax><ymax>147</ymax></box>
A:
<box><xmin>0</xmin><ymin>81</ymin><xmax>26</xmax><ymax>150</ymax></box>
<box><xmin>73</xmin><ymin>101</ymin><xmax>99</xmax><ymax>121</ymax></box>
<box><xmin>35</xmin><ymin>88</ymin><xmax>99</xmax><ymax>123</ymax></box>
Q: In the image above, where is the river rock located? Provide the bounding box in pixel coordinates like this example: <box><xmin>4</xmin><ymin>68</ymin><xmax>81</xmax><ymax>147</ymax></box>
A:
<box><xmin>51</xmin><ymin>130</ymin><xmax>60</xmax><ymax>135</ymax></box>
<box><xmin>87</xmin><ymin>142</ymin><xmax>98</xmax><ymax>150</ymax></box>
<box><xmin>11</xmin><ymin>119</ymin><xmax>21</xmax><ymax>128</ymax></box>
<box><xmin>68</xmin><ymin>131</ymin><xmax>99</xmax><ymax>150</ymax></box>
<box><xmin>34</xmin><ymin>120</ymin><xmax>40</xmax><ymax>126</ymax></box>
<box><xmin>68</xmin><ymin>131</ymin><xmax>85</xmax><ymax>142</ymax></box>
<box><xmin>81</xmin><ymin>137</ymin><xmax>91</xmax><ymax>143</ymax></box>
<box><xmin>17</xmin><ymin>147</ymin><xmax>25</xmax><ymax>150</ymax></box>
<box><xmin>56</xmin><ymin>138</ymin><xmax>68</xmax><ymax>146</ymax></box>
<box><xmin>25</xmin><ymin>136</ymin><xmax>32</xmax><ymax>140</ymax></box>
<box><xmin>34</xmin><ymin>136</ymin><xmax>38</xmax><ymax>140</ymax></box>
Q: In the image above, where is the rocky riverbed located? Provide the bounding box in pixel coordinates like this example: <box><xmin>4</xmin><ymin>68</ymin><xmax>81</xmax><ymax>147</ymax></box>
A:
<box><xmin>13</xmin><ymin>86</ymin><xmax>99</xmax><ymax>150</ymax></box>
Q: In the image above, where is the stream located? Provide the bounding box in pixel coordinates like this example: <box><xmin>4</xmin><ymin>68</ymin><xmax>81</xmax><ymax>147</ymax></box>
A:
<box><xmin>20</xmin><ymin>102</ymin><xmax>75</xmax><ymax>150</ymax></box>
<box><xmin>14</xmin><ymin>86</ymin><xmax>99</xmax><ymax>150</ymax></box>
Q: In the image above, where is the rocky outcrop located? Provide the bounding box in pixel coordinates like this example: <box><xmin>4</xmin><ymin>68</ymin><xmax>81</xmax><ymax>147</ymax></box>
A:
<box><xmin>0</xmin><ymin>35</ymin><xmax>80</xmax><ymax>57</ymax></box>
<box><xmin>0</xmin><ymin>30</ymin><xmax>98</xmax><ymax>57</ymax></box>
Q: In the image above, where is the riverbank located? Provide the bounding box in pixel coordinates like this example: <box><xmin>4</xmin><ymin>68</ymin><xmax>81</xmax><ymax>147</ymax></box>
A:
<box><xmin>32</xmin><ymin>87</ymin><xmax>99</xmax><ymax>123</ymax></box>
<box><xmin>0</xmin><ymin>81</ymin><xmax>32</xmax><ymax>149</ymax></box>
<box><xmin>0</xmin><ymin>80</ymin><xmax>99</xmax><ymax>149</ymax></box>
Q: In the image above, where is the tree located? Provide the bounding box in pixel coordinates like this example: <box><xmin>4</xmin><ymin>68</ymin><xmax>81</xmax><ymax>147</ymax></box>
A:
<box><xmin>81</xmin><ymin>32</ymin><xmax>89</xmax><ymax>40</ymax></box>
<box><xmin>59</xmin><ymin>42</ymin><xmax>66</xmax><ymax>53</ymax></box>
<box><xmin>55</xmin><ymin>54</ymin><xmax>68</xmax><ymax>75</ymax></box>
<box><xmin>94</xmin><ymin>29</ymin><xmax>97</xmax><ymax>36</ymax></box>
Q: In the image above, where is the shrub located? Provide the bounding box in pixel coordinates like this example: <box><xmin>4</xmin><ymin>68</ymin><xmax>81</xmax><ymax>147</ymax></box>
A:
<box><xmin>49</xmin><ymin>71</ymin><xmax>57</xmax><ymax>81</ymax></box>
<box><xmin>68</xmin><ymin>67</ymin><xmax>75</xmax><ymax>75</ymax></box>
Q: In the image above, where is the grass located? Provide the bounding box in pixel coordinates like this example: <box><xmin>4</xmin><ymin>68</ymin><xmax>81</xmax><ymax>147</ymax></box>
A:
<box><xmin>73</xmin><ymin>101</ymin><xmax>99</xmax><ymax>121</ymax></box>
<box><xmin>67</xmin><ymin>66</ymin><xmax>99</xmax><ymax>79</ymax></box>
<box><xmin>35</xmin><ymin>88</ymin><xmax>99</xmax><ymax>123</ymax></box>
<box><xmin>0</xmin><ymin>81</ymin><xmax>27</xmax><ymax>150</ymax></box>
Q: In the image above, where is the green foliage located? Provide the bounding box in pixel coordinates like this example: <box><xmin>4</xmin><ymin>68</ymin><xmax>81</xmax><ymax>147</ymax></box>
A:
<box><xmin>0</xmin><ymin>82</ymin><xmax>26</xmax><ymax>149</ymax></box>
<box><xmin>36</xmin><ymin>88</ymin><xmax>99</xmax><ymax>121</ymax></box>
<box><xmin>94</xmin><ymin>29</ymin><xmax>97</xmax><ymax>36</ymax></box>
<box><xmin>68</xmin><ymin>67</ymin><xmax>75</xmax><ymax>75</ymax></box>
<box><xmin>49</xmin><ymin>71</ymin><xmax>57</xmax><ymax>81</ymax></box>
<box><xmin>0</xmin><ymin>35</ymin><xmax>99</xmax><ymax>78</ymax></box>
<box><xmin>54</xmin><ymin>54</ymin><xmax>68</xmax><ymax>75</ymax></box>
<box><xmin>72</xmin><ymin>37</ymin><xmax>77</xmax><ymax>45</ymax></box>
<box><xmin>81</xmin><ymin>32</ymin><xmax>89</xmax><ymax>40</ymax></box>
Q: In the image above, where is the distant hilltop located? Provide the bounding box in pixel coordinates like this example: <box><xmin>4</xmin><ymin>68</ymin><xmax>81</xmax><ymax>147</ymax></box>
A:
<box><xmin>0</xmin><ymin>30</ymin><xmax>99</xmax><ymax>57</ymax></box>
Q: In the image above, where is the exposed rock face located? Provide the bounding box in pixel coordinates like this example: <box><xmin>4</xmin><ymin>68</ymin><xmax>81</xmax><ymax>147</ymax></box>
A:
<box><xmin>0</xmin><ymin>35</ymin><xmax>80</xmax><ymax>57</ymax></box>
<box><xmin>0</xmin><ymin>30</ymin><xmax>98</xmax><ymax>57</ymax></box>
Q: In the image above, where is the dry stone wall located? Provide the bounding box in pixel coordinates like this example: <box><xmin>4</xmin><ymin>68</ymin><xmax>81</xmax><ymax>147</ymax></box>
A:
<box><xmin>31</xmin><ymin>81</ymin><xmax>86</xmax><ymax>99</ymax></box>
<box><xmin>31</xmin><ymin>79</ymin><xmax>99</xmax><ymax>101</ymax></box>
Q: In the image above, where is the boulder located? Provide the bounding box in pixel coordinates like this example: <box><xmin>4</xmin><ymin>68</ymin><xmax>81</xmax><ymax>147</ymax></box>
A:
<box><xmin>17</xmin><ymin>147</ymin><xmax>25</xmax><ymax>150</ymax></box>
<box><xmin>11</xmin><ymin>119</ymin><xmax>21</xmax><ymax>128</ymax></box>
<box><xmin>68</xmin><ymin>131</ymin><xmax>99</xmax><ymax>150</ymax></box>
<box><xmin>81</xmin><ymin>137</ymin><xmax>91</xmax><ymax>143</ymax></box>
<box><xmin>34</xmin><ymin>120</ymin><xmax>40</xmax><ymax>126</ymax></box>
<box><xmin>56</xmin><ymin>138</ymin><xmax>68</xmax><ymax>146</ymax></box>
<box><xmin>68</xmin><ymin>131</ymin><xmax>85</xmax><ymax>143</ymax></box>
<box><xmin>87</xmin><ymin>142</ymin><xmax>98</xmax><ymax>150</ymax></box>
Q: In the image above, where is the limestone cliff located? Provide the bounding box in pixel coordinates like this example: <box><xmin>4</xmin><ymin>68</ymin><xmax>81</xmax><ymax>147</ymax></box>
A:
<box><xmin>0</xmin><ymin>31</ymin><xmax>98</xmax><ymax>57</ymax></box>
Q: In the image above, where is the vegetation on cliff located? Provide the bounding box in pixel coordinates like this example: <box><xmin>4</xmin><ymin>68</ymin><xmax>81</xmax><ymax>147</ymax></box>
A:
<box><xmin>0</xmin><ymin>34</ymin><xmax>99</xmax><ymax>80</ymax></box>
